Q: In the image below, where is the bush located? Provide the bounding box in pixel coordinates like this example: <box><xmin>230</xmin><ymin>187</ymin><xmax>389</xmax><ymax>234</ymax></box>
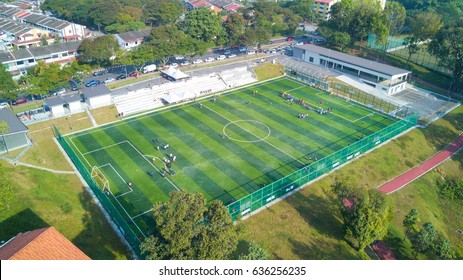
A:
<box><xmin>437</xmin><ymin>177</ymin><xmax>463</xmax><ymax>201</ymax></box>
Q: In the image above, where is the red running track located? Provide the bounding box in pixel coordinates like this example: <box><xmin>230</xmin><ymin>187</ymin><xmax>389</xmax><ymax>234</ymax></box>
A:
<box><xmin>378</xmin><ymin>133</ymin><xmax>463</xmax><ymax>194</ymax></box>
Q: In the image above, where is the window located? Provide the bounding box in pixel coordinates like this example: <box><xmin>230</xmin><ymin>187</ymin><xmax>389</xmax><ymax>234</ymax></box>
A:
<box><xmin>309</xmin><ymin>57</ymin><xmax>314</xmax><ymax>63</ymax></box>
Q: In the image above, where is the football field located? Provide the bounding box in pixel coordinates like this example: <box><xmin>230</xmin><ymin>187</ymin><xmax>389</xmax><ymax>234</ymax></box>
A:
<box><xmin>66</xmin><ymin>77</ymin><xmax>396</xmax><ymax>237</ymax></box>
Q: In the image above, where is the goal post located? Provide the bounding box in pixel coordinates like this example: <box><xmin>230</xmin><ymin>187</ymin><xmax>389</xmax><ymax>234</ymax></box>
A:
<box><xmin>91</xmin><ymin>166</ymin><xmax>110</xmax><ymax>192</ymax></box>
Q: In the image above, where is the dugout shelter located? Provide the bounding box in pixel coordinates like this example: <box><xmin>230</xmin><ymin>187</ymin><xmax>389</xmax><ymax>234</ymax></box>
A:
<box><xmin>0</xmin><ymin>108</ymin><xmax>29</xmax><ymax>154</ymax></box>
<box><xmin>82</xmin><ymin>84</ymin><xmax>111</xmax><ymax>109</ymax></box>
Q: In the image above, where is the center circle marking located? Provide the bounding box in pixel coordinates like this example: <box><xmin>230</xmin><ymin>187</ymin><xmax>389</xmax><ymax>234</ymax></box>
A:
<box><xmin>223</xmin><ymin>120</ymin><xmax>271</xmax><ymax>143</ymax></box>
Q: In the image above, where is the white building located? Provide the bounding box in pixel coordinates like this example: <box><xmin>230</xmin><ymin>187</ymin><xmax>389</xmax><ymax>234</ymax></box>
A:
<box><xmin>293</xmin><ymin>44</ymin><xmax>410</xmax><ymax>95</ymax></box>
<box><xmin>45</xmin><ymin>96</ymin><xmax>65</xmax><ymax>117</ymax></box>
<box><xmin>115</xmin><ymin>29</ymin><xmax>151</xmax><ymax>51</ymax></box>
<box><xmin>82</xmin><ymin>85</ymin><xmax>111</xmax><ymax>109</ymax></box>
<box><xmin>62</xmin><ymin>94</ymin><xmax>83</xmax><ymax>114</ymax></box>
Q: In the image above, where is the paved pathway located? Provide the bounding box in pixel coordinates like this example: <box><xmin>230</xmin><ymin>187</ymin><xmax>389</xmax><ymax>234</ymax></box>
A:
<box><xmin>16</xmin><ymin>161</ymin><xmax>75</xmax><ymax>174</ymax></box>
<box><xmin>378</xmin><ymin>133</ymin><xmax>463</xmax><ymax>194</ymax></box>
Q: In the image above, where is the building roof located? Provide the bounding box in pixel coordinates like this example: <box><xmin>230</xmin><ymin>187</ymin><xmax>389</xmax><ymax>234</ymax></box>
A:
<box><xmin>295</xmin><ymin>44</ymin><xmax>410</xmax><ymax>77</ymax></box>
<box><xmin>191</xmin><ymin>0</ymin><xmax>210</xmax><ymax>8</ymax></box>
<box><xmin>62</xmin><ymin>94</ymin><xmax>81</xmax><ymax>103</ymax></box>
<box><xmin>0</xmin><ymin>107</ymin><xmax>28</xmax><ymax>134</ymax></box>
<box><xmin>0</xmin><ymin>5</ymin><xmax>22</xmax><ymax>17</ymax></box>
<box><xmin>117</xmin><ymin>28</ymin><xmax>151</xmax><ymax>43</ymax></box>
<box><xmin>82</xmin><ymin>84</ymin><xmax>111</xmax><ymax>99</ymax></box>
<box><xmin>0</xmin><ymin>41</ymin><xmax>80</xmax><ymax>63</ymax></box>
<box><xmin>20</xmin><ymin>13</ymin><xmax>70</xmax><ymax>31</ymax></box>
<box><xmin>161</xmin><ymin>67</ymin><xmax>189</xmax><ymax>80</ymax></box>
<box><xmin>0</xmin><ymin>227</ymin><xmax>91</xmax><ymax>260</ymax></box>
<box><xmin>45</xmin><ymin>96</ymin><xmax>65</xmax><ymax>107</ymax></box>
<box><xmin>0</xmin><ymin>17</ymin><xmax>34</xmax><ymax>37</ymax></box>
<box><xmin>209</xmin><ymin>0</ymin><xmax>231</xmax><ymax>9</ymax></box>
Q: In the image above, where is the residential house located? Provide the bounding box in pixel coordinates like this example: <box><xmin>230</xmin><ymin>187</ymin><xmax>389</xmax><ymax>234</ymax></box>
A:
<box><xmin>0</xmin><ymin>17</ymin><xmax>52</xmax><ymax>49</ymax></box>
<box><xmin>0</xmin><ymin>41</ymin><xmax>80</xmax><ymax>78</ymax></box>
<box><xmin>0</xmin><ymin>227</ymin><xmax>91</xmax><ymax>260</ymax></box>
<box><xmin>115</xmin><ymin>28</ymin><xmax>151</xmax><ymax>51</ymax></box>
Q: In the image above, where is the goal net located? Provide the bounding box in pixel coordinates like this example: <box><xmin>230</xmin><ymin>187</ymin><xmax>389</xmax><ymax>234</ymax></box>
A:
<box><xmin>91</xmin><ymin>166</ymin><xmax>110</xmax><ymax>192</ymax></box>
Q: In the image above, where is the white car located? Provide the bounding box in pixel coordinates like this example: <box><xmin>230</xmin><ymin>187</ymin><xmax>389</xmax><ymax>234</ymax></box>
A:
<box><xmin>205</xmin><ymin>57</ymin><xmax>214</xmax><ymax>62</ymax></box>
<box><xmin>104</xmin><ymin>77</ymin><xmax>115</xmax><ymax>84</ymax></box>
<box><xmin>192</xmin><ymin>59</ymin><xmax>203</xmax><ymax>64</ymax></box>
<box><xmin>0</xmin><ymin>102</ymin><xmax>9</xmax><ymax>109</ymax></box>
<box><xmin>227</xmin><ymin>54</ymin><xmax>237</xmax><ymax>58</ymax></box>
<box><xmin>295</xmin><ymin>42</ymin><xmax>303</xmax><ymax>45</ymax></box>
<box><xmin>174</xmin><ymin>55</ymin><xmax>184</xmax><ymax>60</ymax></box>
<box><xmin>247</xmin><ymin>50</ymin><xmax>256</xmax><ymax>55</ymax></box>
<box><xmin>224</xmin><ymin>50</ymin><xmax>231</xmax><ymax>55</ymax></box>
<box><xmin>170</xmin><ymin>63</ymin><xmax>179</xmax><ymax>67</ymax></box>
<box><xmin>216</xmin><ymin>55</ymin><xmax>226</xmax><ymax>60</ymax></box>
<box><xmin>180</xmin><ymin>61</ymin><xmax>190</xmax><ymax>66</ymax></box>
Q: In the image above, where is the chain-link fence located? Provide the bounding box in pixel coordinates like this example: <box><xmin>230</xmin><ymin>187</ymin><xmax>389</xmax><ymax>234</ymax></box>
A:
<box><xmin>53</xmin><ymin>126</ymin><xmax>142</xmax><ymax>257</ymax></box>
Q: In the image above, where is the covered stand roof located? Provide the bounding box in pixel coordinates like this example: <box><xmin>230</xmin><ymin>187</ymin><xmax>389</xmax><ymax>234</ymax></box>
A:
<box><xmin>161</xmin><ymin>67</ymin><xmax>189</xmax><ymax>81</ymax></box>
<box><xmin>162</xmin><ymin>91</ymin><xmax>196</xmax><ymax>104</ymax></box>
<box><xmin>45</xmin><ymin>96</ymin><xmax>65</xmax><ymax>107</ymax></box>
<box><xmin>61</xmin><ymin>94</ymin><xmax>82</xmax><ymax>103</ymax></box>
<box><xmin>0</xmin><ymin>108</ymin><xmax>28</xmax><ymax>134</ymax></box>
<box><xmin>81</xmin><ymin>84</ymin><xmax>111</xmax><ymax>99</ymax></box>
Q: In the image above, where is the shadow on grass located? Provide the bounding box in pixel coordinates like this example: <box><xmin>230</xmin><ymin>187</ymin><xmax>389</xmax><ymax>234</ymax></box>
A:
<box><xmin>0</xmin><ymin>208</ymin><xmax>49</xmax><ymax>241</ymax></box>
<box><xmin>72</xmin><ymin>188</ymin><xmax>130</xmax><ymax>260</ymax></box>
<box><xmin>383</xmin><ymin>227</ymin><xmax>414</xmax><ymax>260</ymax></box>
<box><xmin>290</xmin><ymin>193</ymin><xmax>343</xmax><ymax>240</ymax></box>
<box><xmin>421</xmin><ymin>122</ymin><xmax>460</xmax><ymax>150</ymax></box>
<box><xmin>286</xmin><ymin>238</ymin><xmax>361</xmax><ymax>260</ymax></box>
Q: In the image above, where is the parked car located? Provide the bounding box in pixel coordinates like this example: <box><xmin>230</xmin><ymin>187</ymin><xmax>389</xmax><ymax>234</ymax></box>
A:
<box><xmin>85</xmin><ymin>80</ymin><xmax>101</xmax><ymax>87</ymax></box>
<box><xmin>239</xmin><ymin>46</ymin><xmax>247</xmax><ymax>52</ymax></box>
<box><xmin>0</xmin><ymin>102</ymin><xmax>9</xmax><ymax>109</ymax></box>
<box><xmin>69</xmin><ymin>80</ymin><xmax>80</xmax><ymax>91</ymax></box>
<box><xmin>204</xmin><ymin>57</ymin><xmax>214</xmax><ymax>62</ymax></box>
<box><xmin>180</xmin><ymin>61</ymin><xmax>190</xmax><ymax>66</ymax></box>
<box><xmin>51</xmin><ymin>88</ymin><xmax>66</xmax><ymax>96</ymax></box>
<box><xmin>116</xmin><ymin>74</ymin><xmax>127</xmax><ymax>80</ymax></box>
<box><xmin>129</xmin><ymin>72</ymin><xmax>138</xmax><ymax>78</ymax></box>
<box><xmin>174</xmin><ymin>55</ymin><xmax>184</xmax><ymax>60</ymax></box>
<box><xmin>227</xmin><ymin>54</ymin><xmax>237</xmax><ymax>58</ymax></box>
<box><xmin>216</xmin><ymin>55</ymin><xmax>226</xmax><ymax>60</ymax></box>
<box><xmin>169</xmin><ymin>63</ymin><xmax>179</xmax><ymax>67</ymax></box>
<box><xmin>192</xmin><ymin>59</ymin><xmax>203</xmax><ymax>64</ymax></box>
<box><xmin>247</xmin><ymin>50</ymin><xmax>256</xmax><ymax>55</ymax></box>
<box><xmin>93</xmin><ymin>69</ymin><xmax>107</xmax><ymax>76</ymax></box>
<box><xmin>224</xmin><ymin>50</ymin><xmax>231</xmax><ymax>55</ymax></box>
<box><xmin>287</xmin><ymin>37</ymin><xmax>294</xmax><ymax>41</ymax></box>
<box><xmin>104</xmin><ymin>77</ymin><xmax>115</xmax><ymax>83</ymax></box>
<box><xmin>13</xmin><ymin>98</ymin><xmax>27</xmax><ymax>105</ymax></box>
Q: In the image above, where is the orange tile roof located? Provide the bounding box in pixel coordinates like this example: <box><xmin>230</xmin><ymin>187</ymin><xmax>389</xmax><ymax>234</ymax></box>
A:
<box><xmin>0</xmin><ymin>227</ymin><xmax>90</xmax><ymax>260</ymax></box>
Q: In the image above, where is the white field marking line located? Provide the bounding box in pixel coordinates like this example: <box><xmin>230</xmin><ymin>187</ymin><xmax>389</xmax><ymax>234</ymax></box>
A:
<box><xmin>328</xmin><ymin>111</ymin><xmax>357</xmax><ymax>123</ymax></box>
<box><xmin>285</xmin><ymin>85</ymin><xmax>307</xmax><ymax>93</ymax></box>
<box><xmin>131</xmin><ymin>209</ymin><xmax>153</xmax><ymax>220</ymax></box>
<box><xmin>125</xmin><ymin>141</ymin><xmax>180</xmax><ymax>191</ymax></box>
<box><xmin>82</xmin><ymin>140</ymin><xmax>129</xmax><ymax>155</ymax></box>
<box><xmin>68</xmin><ymin>78</ymin><xmax>285</xmax><ymax>141</ymax></box>
<box><xmin>352</xmin><ymin>113</ymin><xmax>375</xmax><ymax>123</ymax></box>
<box><xmin>204</xmin><ymin>104</ymin><xmax>304</xmax><ymax>165</ymax></box>
<box><xmin>101</xmin><ymin>163</ymin><xmax>133</xmax><ymax>198</ymax></box>
<box><xmin>69</xmin><ymin>137</ymin><xmax>92</xmax><ymax>168</ymax></box>
<box><xmin>109</xmin><ymin>190</ymin><xmax>146</xmax><ymax>238</ymax></box>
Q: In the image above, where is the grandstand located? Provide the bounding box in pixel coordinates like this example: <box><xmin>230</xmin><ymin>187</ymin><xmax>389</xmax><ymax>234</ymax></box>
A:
<box><xmin>113</xmin><ymin>67</ymin><xmax>257</xmax><ymax>115</ymax></box>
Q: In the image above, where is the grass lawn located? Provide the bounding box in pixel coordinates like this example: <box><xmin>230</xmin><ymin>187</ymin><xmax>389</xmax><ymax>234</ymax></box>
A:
<box><xmin>253</xmin><ymin>64</ymin><xmax>285</xmax><ymax>81</ymax></box>
<box><xmin>64</xmin><ymin>77</ymin><xmax>396</xmax><ymax>239</ymax></box>
<box><xmin>236</xmin><ymin>105</ymin><xmax>463</xmax><ymax>259</ymax></box>
<box><xmin>0</xmin><ymin>113</ymin><xmax>131</xmax><ymax>259</ymax></box>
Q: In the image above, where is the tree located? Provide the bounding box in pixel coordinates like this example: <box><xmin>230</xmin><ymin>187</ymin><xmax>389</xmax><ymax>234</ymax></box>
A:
<box><xmin>27</xmin><ymin>61</ymin><xmax>68</xmax><ymax>95</ymax></box>
<box><xmin>77</xmin><ymin>35</ymin><xmax>120</xmax><ymax>66</ymax></box>
<box><xmin>286</xmin><ymin>0</ymin><xmax>316</xmax><ymax>23</ymax></box>
<box><xmin>0</xmin><ymin>162</ymin><xmax>14</xmax><ymax>210</ymax></box>
<box><xmin>143</xmin><ymin>0</ymin><xmax>183</xmax><ymax>27</ymax></box>
<box><xmin>0</xmin><ymin>64</ymin><xmax>18</xmax><ymax>101</ymax></box>
<box><xmin>428</xmin><ymin>19</ymin><xmax>463</xmax><ymax>93</ymax></box>
<box><xmin>330</xmin><ymin>31</ymin><xmax>351</xmax><ymax>52</ymax></box>
<box><xmin>405</xmin><ymin>12</ymin><xmax>442</xmax><ymax>66</ymax></box>
<box><xmin>332</xmin><ymin>179</ymin><xmax>393</xmax><ymax>251</ymax></box>
<box><xmin>238</xmin><ymin>242</ymin><xmax>269</xmax><ymax>260</ymax></box>
<box><xmin>140</xmin><ymin>191</ymin><xmax>237</xmax><ymax>260</ymax></box>
<box><xmin>181</xmin><ymin>8</ymin><xmax>225</xmax><ymax>46</ymax></box>
<box><xmin>413</xmin><ymin>222</ymin><xmax>437</xmax><ymax>254</ymax></box>
<box><xmin>224</xmin><ymin>13</ymin><xmax>246</xmax><ymax>46</ymax></box>
<box><xmin>384</xmin><ymin>1</ymin><xmax>407</xmax><ymax>36</ymax></box>
<box><xmin>403</xmin><ymin>208</ymin><xmax>419</xmax><ymax>235</ymax></box>
<box><xmin>434</xmin><ymin>238</ymin><xmax>456</xmax><ymax>260</ymax></box>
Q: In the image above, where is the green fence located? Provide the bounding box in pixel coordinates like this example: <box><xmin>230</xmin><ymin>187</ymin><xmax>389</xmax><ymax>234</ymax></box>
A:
<box><xmin>227</xmin><ymin>113</ymin><xmax>418</xmax><ymax>221</ymax></box>
<box><xmin>52</xmin><ymin>126</ymin><xmax>142</xmax><ymax>257</ymax></box>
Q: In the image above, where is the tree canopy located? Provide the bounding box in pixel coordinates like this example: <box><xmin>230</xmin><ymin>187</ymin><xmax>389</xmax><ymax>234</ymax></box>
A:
<box><xmin>428</xmin><ymin>19</ymin><xmax>463</xmax><ymax>93</ymax></box>
<box><xmin>0</xmin><ymin>64</ymin><xmax>18</xmax><ymax>101</ymax></box>
<box><xmin>140</xmin><ymin>191</ymin><xmax>237</xmax><ymax>260</ymax></box>
<box><xmin>332</xmin><ymin>178</ymin><xmax>393</xmax><ymax>251</ymax></box>
<box><xmin>77</xmin><ymin>35</ymin><xmax>120</xmax><ymax>66</ymax></box>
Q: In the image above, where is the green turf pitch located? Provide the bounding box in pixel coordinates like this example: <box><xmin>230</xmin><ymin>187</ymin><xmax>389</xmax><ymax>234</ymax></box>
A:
<box><xmin>66</xmin><ymin>77</ymin><xmax>396</xmax><ymax>236</ymax></box>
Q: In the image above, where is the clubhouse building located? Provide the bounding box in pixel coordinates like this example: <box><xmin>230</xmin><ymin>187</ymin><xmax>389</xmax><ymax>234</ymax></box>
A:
<box><xmin>293</xmin><ymin>44</ymin><xmax>411</xmax><ymax>95</ymax></box>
